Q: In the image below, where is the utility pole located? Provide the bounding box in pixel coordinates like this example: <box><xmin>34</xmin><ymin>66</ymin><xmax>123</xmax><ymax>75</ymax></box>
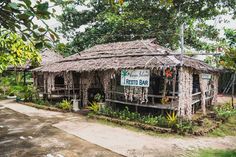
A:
<box><xmin>180</xmin><ymin>23</ymin><xmax>185</xmax><ymax>66</ymax></box>
<box><xmin>178</xmin><ymin>23</ymin><xmax>185</xmax><ymax>117</ymax></box>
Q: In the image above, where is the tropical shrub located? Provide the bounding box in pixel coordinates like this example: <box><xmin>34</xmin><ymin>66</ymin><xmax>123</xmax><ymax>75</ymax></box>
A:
<box><xmin>156</xmin><ymin>115</ymin><xmax>169</xmax><ymax>127</ymax></box>
<box><xmin>0</xmin><ymin>77</ymin><xmax>11</xmax><ymax>95</ymax></box>
<box><xmin>88</xmin><ymin>101</ymin><xmax>100</xmax><ymax>113</ymax></box>
<box><xmin>142</xmin><ymin>115</ymin><xmax>159</xmax><ymax>126</ymax></box>
<box><xmin>59</xmin><ymin>99</ymin><xmax>72</xmax><ymax>111</ymax></box>
<box><xmin>214</xmin><ymin>102</ymin><xmax>236</xmax><ymax>121</ymax></box>
<box><xmin>176</xmin><ymin>120</ymin><xmax>193</xmax><ymax>135</ymax></box>
<box><xmin>22</xmin><ymin>85</ymin><xmax>39</xmax><ymax>102</ymax></box>
<box><xmin>166</xmin><ymin>112</ymin><xmax>177</xmax><ymax>127</ymax></box>
<box><xmin>99</xmin><ymin>106</ymin><xmax>169</xmax><ymax>127</ymax></box>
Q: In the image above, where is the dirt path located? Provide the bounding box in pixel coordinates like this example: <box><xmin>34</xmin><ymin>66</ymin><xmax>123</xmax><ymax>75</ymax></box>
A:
<box><xmin>1</xmin><ymin>99</ymin><xmax>236</xmax><ymax>157</ymax></box>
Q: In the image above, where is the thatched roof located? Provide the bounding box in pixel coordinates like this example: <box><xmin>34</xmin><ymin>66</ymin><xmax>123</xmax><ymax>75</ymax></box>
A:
<box><xmin>7</xmin><ymin>49</ymin><xmax>63</xmax><ymax>71</ymax></box>
<box><xmin>32</xmin><ymin>39</ymin><xmax>217</xmax><ymax>73</ymax></box>
<box><xmin>40</xmin><ymin>49</ymin><xmax>64</xmax><ymax>66</ymax></box>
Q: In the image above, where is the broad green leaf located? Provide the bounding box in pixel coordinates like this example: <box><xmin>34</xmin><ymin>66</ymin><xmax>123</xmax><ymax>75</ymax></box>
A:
<box><xmin>8</xmin><ymin>2</ymin><xmax>19</xmax><ymax>10</ymax></box>
<box><xmin>36</xmin><ymin>2</ymin><xmax>49</xmax><ymax>12</ymax></box>
<box><xmin>23</xmin><ymin>0</ymin><xmax>32</xmax><ymax>7</ymax></box>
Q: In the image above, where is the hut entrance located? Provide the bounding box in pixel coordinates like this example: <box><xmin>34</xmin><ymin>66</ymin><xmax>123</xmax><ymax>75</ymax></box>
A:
<box><xmin>193</xmin><ymin>74</ymin><xmax>200</xmax><ymax>93</ymax></box>
<box><xmin>55</xmin><ymin>75</ymin><xmax>64</xmax><ymax>88</ymax></box>
<box><xmin>192</xmin><ymin>74</ymin><xmax>201</xmax><ymax>113</ymax></box>
<box><xmin>88</xmin><ymin>88</ymin><xmax>105</xmax><ymax>103</ymax></box>
<box><xmin>87</xmin><ymin>73</ymin><xmax>105</xmax><ymax>103</ymax></box>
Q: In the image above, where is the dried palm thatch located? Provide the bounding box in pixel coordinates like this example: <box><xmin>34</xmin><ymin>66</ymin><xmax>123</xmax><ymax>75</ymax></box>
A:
<box><xmin>32</xmin><ymin>39</ymin><xmax>218</xmax><ymax>73</ymax></box>
<box><xmin>40</xmin><ymin>49</ymin><xmax>64</xmax><ymax>66</ymax></box>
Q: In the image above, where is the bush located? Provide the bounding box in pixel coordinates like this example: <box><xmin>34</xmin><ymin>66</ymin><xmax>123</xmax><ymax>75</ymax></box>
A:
<box><xmin>156</xmin><ymin>115</ymin><xmax>169</xmax><ymax>127</ymax></box>
<box><xmin>141</xmin><ymin>115</ymin><xmax>159</xmax><ymax>126</ymax></box>
<box><xmin>88</xmin><ymin>101</ymin><xmax>100</xmax><ymax>113</ymax></box>
<box><xmin>214</xmin><ymin>102</ymin><xmax>236</xmax><ymax>121</ymax></box>
<box><xmin>22</xmin><ymin>85</ymin><xmax>39</xmax><ymax>102</ymax></box>
<box><xmin>32</xmin><ymin>99</ymin><xmax>45</xmax><ymax>105</ymax></box>
<box><xmin>99</xmin><ymin>106</ymin><xmax>169</xmax><ymax>128</ymax></box>
<box><xmin>176</xmin><ymin>119</ymin><xmax>193</xmax><ymax>135</ymax></box>
<box><xmin>0</xmin><ymin>77</ymin><xmax>11</xmax><ymax>95</ymax></box>
<box><xmin>59</xmin><ymin>99</ymin><xmax>72</xmax><ymax>111</ymax></box>
<box><xmin>166</xmin><ymin>112</ymin><xmax>177</xmax><ymax>127</ymax></box>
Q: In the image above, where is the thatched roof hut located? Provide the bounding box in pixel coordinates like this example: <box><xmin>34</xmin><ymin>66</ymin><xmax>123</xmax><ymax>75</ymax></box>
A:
<box><xmin>7</xmin><ymin>48</ymin><xmax>63</xmax><ymax>71</ymax></box>
<box><xmin>32</xmin><ymin>39</ymin><xmax>219</xmax><ymax>118</ymax></box>
<box><xmin>40</xmin><ymin>49</ymin><xmax>64</xmax><ymax>66</ymax></box>
<box><xmin>32</xmin><ymin>39</ymin><xmax>217</xmax><ymax>73</ymax></box>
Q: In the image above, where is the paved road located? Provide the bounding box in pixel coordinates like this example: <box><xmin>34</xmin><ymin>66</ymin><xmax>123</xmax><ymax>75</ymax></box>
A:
<box><xmin>0</xmin><ymin>100</ymin><xmax>121</xmax><ymax>157</ymax></box>
<box><xmin>1</xmin><ymin>99</ymin><xmax>236</xmax><ymax>157</ymax></box>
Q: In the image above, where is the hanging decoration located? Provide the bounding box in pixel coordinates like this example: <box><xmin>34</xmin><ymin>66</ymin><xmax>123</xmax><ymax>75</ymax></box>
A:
<box><xmin>164</xmin><ymin>67</ymin><xmax>175</xmax><ymax>80</ymax></box>
<box><xmin>124</xmin><ymin>86</ymin><xmax>148</xmax><ymax>103</ymax></box>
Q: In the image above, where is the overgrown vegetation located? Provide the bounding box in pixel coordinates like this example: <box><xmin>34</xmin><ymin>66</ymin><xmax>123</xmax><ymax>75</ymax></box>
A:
<box><xmin>209</xmin><ymin>113</ymin><xmax>236</xmax><ymax>137</ymax></box>
<box><xmin>89</xmin><ymin>101</ymin><xmax>236</xmax><ymax>136</ymax></box>
<box><xmin>93</xmin><ymin>106</ymin><xmax>194</xmax><ymax>132</ymax></box>
<box><xmin>0</xmin><ymin>75</ymin><xmax>39</xmax><ymax>102</ymax></box>
<box><xmin>58</xmin><ymin>99</ymin><xmax>72</xmax><ymax>111</ymax></box>
<box><xmin>194</xmin><ymin>149</ymin><xmax>236</xmax><ymax>157</ymax></box>
<box><xmin>214</xmin><ymin>102</ymin><xmax>236</xmax><ymax>122</ymax></box>
<box><xmin>99</xmin><ymin>106</ymin><xmax>169</xmax><ymax>128</ymax></box>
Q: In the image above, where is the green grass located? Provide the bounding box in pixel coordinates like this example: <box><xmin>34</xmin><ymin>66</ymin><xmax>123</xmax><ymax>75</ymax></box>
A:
<box><xmin>194</xmin><ymin>149</ymin><xmax>236</xmax><ymax>157</ymax></box>
<box><xmin>209</xmin><ymin>115</ymin><xmax>236</xmax><ymax>137</ymax></box>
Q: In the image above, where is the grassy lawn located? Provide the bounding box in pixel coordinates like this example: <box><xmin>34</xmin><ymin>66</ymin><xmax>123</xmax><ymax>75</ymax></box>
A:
<box><xmin>194</xmin><ymin>149</ymin><xmax>236</xmax><ymax>157</ymax></box>
<box><xmin>208</xmin><ymin>115</ymin><xmax>236</xmax><ymax>137</ymax></box>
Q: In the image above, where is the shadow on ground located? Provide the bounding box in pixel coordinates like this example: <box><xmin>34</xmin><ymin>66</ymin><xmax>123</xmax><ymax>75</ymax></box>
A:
<box><xmin>0</xmin><ymin>108</ymin><xmax>122</xmax><ymax>157</ymax></box>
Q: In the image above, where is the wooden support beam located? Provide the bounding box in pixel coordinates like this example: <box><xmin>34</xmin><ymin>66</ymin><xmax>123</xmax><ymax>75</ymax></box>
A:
<box><xmin>171</xmin><ymin>72</ymin><xmax>177</xmax><ymax>107</ymax></box>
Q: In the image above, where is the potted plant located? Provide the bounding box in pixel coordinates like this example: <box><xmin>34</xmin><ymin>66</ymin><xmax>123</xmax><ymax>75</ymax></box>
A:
<box><xmin>94</xmin><ymin>93</ymin><xmax>104</xmax><ymax>102</ymax></box>
<box><xmin>94</xmin><ymin>93</ymin><xmax>105</xmax><ymax>111</ymax></box>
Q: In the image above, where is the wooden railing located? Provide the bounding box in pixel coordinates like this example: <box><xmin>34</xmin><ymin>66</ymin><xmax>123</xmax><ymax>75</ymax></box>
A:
<box><xmin>191</xmin><ymin>89</ymin><xmax>215</xmax><ymax>106</ymax></box>
<box><xmin>106</xmin><ymin>90</ymin><xmax>179</xmax><ymax>110</ymax></box>
<box><xmin>191</xmin><ymin>92</ymin><xmax>201</xmax><ymax>105</ymax></box>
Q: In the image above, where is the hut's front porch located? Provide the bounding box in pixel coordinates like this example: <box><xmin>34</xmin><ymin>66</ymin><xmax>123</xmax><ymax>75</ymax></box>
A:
<box><xmin>34</xmin><ymin>67</ymin><xmax>217</xmax><ymax>117</ymax></box>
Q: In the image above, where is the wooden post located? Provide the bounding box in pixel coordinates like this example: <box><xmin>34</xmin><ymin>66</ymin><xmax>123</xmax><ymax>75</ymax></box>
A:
<box><xmin>199</xmin><ymin>74</ymin><xmax>207</xmax><ymax>115</ymax></box>
<box><xmin>23</xmin><ymin>70</ymin><xmax>26</xmax><ymax>86</ymax></box>
<box><xmin>171</xmin><ymin>72</ymin><xmax>177</xmax><ymax>108</ymax></box>
<box><xmin>163</xmin><ymin>78</ymin><xmax>167</xmax><ymax>97</ymax></box>
<box><xmin>178</xmin><ymin>67</ymin><xmax>184</xmax><ymax>117</ymax></box>
<box><xmin>232</xmin><ymin>72</ymin><xmax>235</xmax><ymax>108</ymax></box>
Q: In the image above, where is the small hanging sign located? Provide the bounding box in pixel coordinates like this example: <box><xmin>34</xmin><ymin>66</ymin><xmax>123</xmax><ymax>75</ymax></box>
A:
<box><xmin>121</xmin><ymin>69</ymin><xmax>150</xmax><ymax>87</ymax></box>
<box><xmin>202</xmin><ymin>74</ymin><xmax>212</xmax><ymax>80</ymax></box>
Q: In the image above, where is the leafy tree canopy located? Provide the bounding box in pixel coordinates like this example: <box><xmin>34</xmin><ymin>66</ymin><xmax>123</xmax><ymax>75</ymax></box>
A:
<box><xmin>220</xmin><ymin>29</ymin><xmax>236</xmax><ymax>71</ymax></box>
<box><xmin>57</xmin><ymin>0</ymin><xmax>236</xmax><ymax>55</ymax></box>
<box><xmin>0</xmin><ymin>0</ymin><xmax>72</xmax><ymax>73</ymax></box>
<box><xmin>0</xmin><ymin>0</ymin><xmax>72</xmax><ymax>49</ymax></box>
<box><xmin>0</xmin><ymin>30</ymin><xmax>41</xmax><ymax>73</ymax></box>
